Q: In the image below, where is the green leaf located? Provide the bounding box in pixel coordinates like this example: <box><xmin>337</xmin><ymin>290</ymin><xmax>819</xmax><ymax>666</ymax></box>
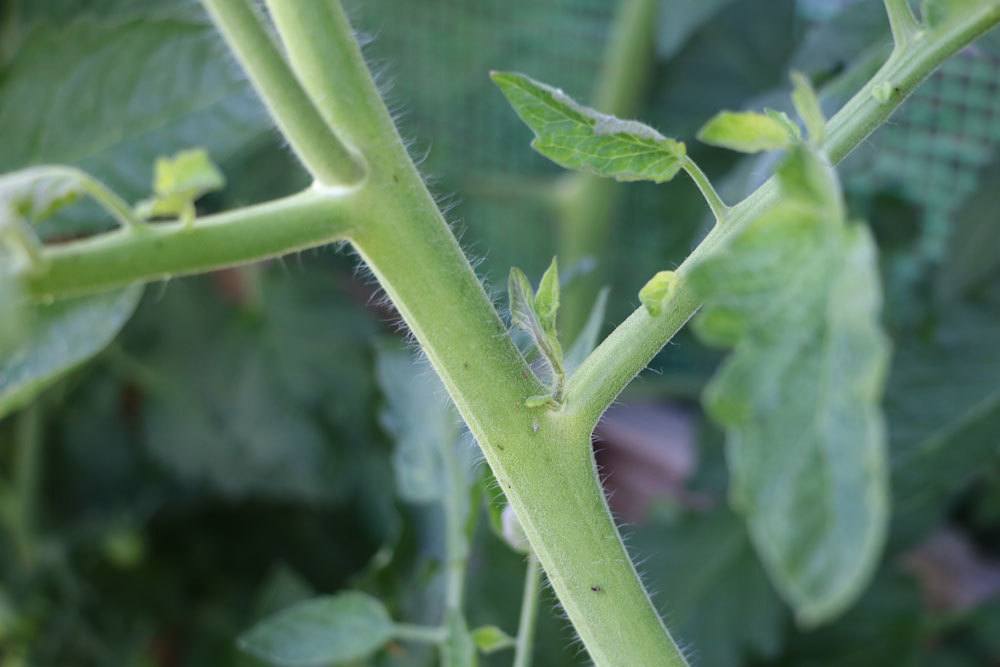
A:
<box><xmin>0</xmin><ymin>272</ymin><xmax>25</xmax><ymax>357</ymax></box>
<box><xmin>375</xmin><ymin>342</ymin><xmax>455</xmax><ymax>504</ymax></box>
<box><xmin>491</xmin><ymin>71</ymin><xmax>686</xmax><ymax>182</ymax></box>
<box><xmin>658</xmin><ymin>0</ymin><xmax>737</xmax><ymax>59</ymax></box>
<box><xmin>0</xmin><ymin>6</ymin><xmax>270</xmax><ymax>238</ymax></box>
<box><xmin>0</xmin><ymin>287</ymin><xmax>142</xmax><ymax>419</ymax></box>
<box><xmin>0</xmin><ymin>166</ymin><xmax>85</xmax><ymax>224</ymax></box>
<box><xmin>922</xmin><ymin>0</ymin><xmax>983</xmax><ymax>27</ymax></box>
<box><xmin>136</xmin><ymin>148</ymin><xmax>225</xmax><ymax>220</ymax></box>
<box><xmin>888</xmin><ymin>295</ymin><xmax>1000</xmax><ymax>544</ymax></box>
<box><xmin>697</xmin><ymin>110</ymin><xmax>797</xmax><ymax>153</ymax></box>
<box><xmin>508</xmin><ymin>266</ymin><xmax>564</xmax><ymax>387</ymax></box>
<box><xmin>141</xmin><ymin>271</ymin><xmax>375</xmax><ymax>503</ymax></box>
<box><xmin>689</xmin><ymin>146</ymin><xmax>890</xmax><ymax>625</ymax></box>
<box><xmin>631</xmin><ymin>507</ymin><xmax>786</xmax><ymax>667</ymax></box>
<box><xmin>936</xmin><ymin>164</ymin><xmax>1000</xmax><ymax>299</ymax></box>
<box><xmin>237</xmin><ymin>592</ymin><xmax>394</xmax><ymax>667</ymax></box>
<box><xmin>790</xmin><ymin>71</ymin><xmax>825</xmax><ymax>144</ymax></box>
<box><xmin>564</xmin><ymin>287</ymin><xmax>609</xmax><ymax>373</ymax></box>
<box><xmin>638</xmin><ymin>270</ymin><xmax>677</xmax><ymax>317</ymax></box>
<box><xmin>533</xmin><ymin>257</ymin><xmax>560</xmax><ymax>335</ymax></box>
<box><xmin>442</xmin><ymin>610</ymin><xmax>477</xmax><ymax>667</ymax></box>
<box><xmin>471</xmin><ymin>625</ymin><xmax>515</xmax><ymax>654</ymax></box>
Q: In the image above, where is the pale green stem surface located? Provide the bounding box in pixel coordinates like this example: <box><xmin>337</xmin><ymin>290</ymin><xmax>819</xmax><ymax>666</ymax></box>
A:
<box><xmin>884</xmin><ymin>0</ymin><xmax>922</xmax><ymax>47</ymax></box>
<box><xmin>199</xmin><ymin>0</ymin><xmax>364</xmax><ymax>185</ymax></box>
<box><xmin>442</xmin><ymin>440</ymin><xmax>469</xmax><ymax>613</ymax></box>
<box><xmin>393</xmin><ymin>624</ymin><xmax>449</xmax><ymax>645</ymax></box>
<box><xmin>9</xmin><ymin>404</ymin><xmax>42</xmax><ymax>569</ymax></box>
<box><xmin>512</xmin><ymin>554</ymin><xmax>542</xmax><ymax>667</ymax></box>
<box><xmin>24</xmin><ymin>190</ymin><xmax>356</xmax><ymax>299</ymax></box>
<box><xmin>681</xmin><ymin>156</ymin><xmax>730</xmax><ymax>223</ymax></box>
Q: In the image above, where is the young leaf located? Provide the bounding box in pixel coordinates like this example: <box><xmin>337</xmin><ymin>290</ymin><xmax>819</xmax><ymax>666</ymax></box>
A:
<box><xmin>534</xmin><ymin>257</ymin><xmax>560</xmax><ymax>335</ymax></box>
<box><xmin>790</xmin><ymin>72</ymin><xmax>826</xmax><ymax>144</ymax></box>
<box><xmin>136</xmin><ymin>148</ymin><xmax>224</xmax><ymax>220</ymax></box>
<box><xmin>491</xmin><ymin>71</ymin><xmax>686</xmax><ymax>183</ymax></box>
<box><xmin>0</xmin><ymin>287</ymin><xmax>142</xmax><ymax>419</ymax></box>
<box><xmin>508</xmin><ymin>265</ymin><xmax>564</xmax><ymax>396</ymax></box>
<box><xmin>697</xmin><ymin>110</ymin><xmax>797</xmax><ymax>153</ymax></box>
<box><xmin>689</xmin><ymin>145</ymin><xmax>890</xmax><ymax>626</ymax></box>
<box><xmin>238</xmin><ymin>592</ymin><xmax>394</xmax><ymax>667</ymax></box>
<box><xmin>471</xmin><ymin>625</ymin><xmax>515</xmax><ymax>654</ymax></box>
<box><xmin>375</xmin><ymin>342</ymin><xmax>454</xmax><ymax>504</ymax></box>
<box><xmin>0</xmin><ymin>167</ymin><xmax>85</xmax><ymax>223</ymax></box>
<box><xmin>639</xmin><ymin>271</ymin><xmax>677</xmax><ymax>317</ymax></box>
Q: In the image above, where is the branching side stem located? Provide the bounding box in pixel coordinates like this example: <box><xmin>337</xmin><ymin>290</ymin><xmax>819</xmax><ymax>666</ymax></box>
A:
<box><xmin>681</xmin><ymin>156</ymin><xmax>730</xmax><ymax>223</ymax></box>
<box><xmin>884</xmin><ymin>0</ymin><xmax>922</xmax><ymax>48</ymax></box>
<box><xmin>512</xmin><ymin>554</ymin><xmax>542</xmax><ymax>667</ymax></box>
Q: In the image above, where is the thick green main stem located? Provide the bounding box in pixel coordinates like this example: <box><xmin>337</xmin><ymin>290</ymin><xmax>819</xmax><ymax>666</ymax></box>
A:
<box><xmin>259</xmin><ymin>1</ymin><xmax>685</xmax><ymax>664</ymax></box>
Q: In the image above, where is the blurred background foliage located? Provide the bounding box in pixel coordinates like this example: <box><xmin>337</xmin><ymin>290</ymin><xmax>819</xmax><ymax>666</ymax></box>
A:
<box><xmin>1</xmin><ymin>0</ymin><xmax>999</xmax><ymax>665</ymax></box>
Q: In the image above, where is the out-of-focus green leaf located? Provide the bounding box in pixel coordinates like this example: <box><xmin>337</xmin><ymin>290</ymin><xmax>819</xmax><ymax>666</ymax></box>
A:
<box><xmin>534</xmin><ymin>257</ymin><xmax>560</xmax><ymax>335</ymax></box>
<box><xmin>888</xmin><ymin>295</ymin><xmax>1000</xmax><ymax>545</ymax></box>
<box><xmin>442</xmin><ymin>609</ymin><xmax>477</xmax><ymax>667</ymax></box>
<box><xmin>141</xmin><ymin>271</ymin><xmax>375</xmax><ymax>502</ymax></box>
<box><xmin>375</xmin><ymin>343</ymin><xmax>455</xmax><ymax>504</ymax></box>
<box><xmin>0</xmin><ymin>286</ymin><xmax>141</xmax><ymax>419</ymax></box>
<box><xmin>690</xmin><ymin>146</ymin><xmax>890</xmax><ymax>625</ymax></box>
<box><xmin>238</xmin><ymin>592</ymin><xmax>394</xmax><ymax>667</ymax></box>
<box><xmin>0</xmin><ymin>271</ymin><xmax>24</xmax><ymax>356</ymax></box>
<box><xmin>630</xmin><ymin>507</ymin><xmax>785</xmax><ymax>667</ymax></box>
<box><xmin>491</xmin><ymin>71</ymin><xmax>686</xmax><ymax>183</ymax></box>
<box><xmin>565</xmin><ymin>286</ymin><xmax>609</xmax><ymax>373</ymax></box>
<box><xmin>0</xmin><ymin>166</ymin><xmax>85</xmax><ymax>223</ymax></box>
<box><xmin>0</xmin><ymin>4</ymin><xmax>269</xmax><ymax>238</ymax></box>
<box><xmin>471</xmin><ymin>625</ymin><xmax>514</xmax><ymax>654</ymax></box>
<box><xmin>658</xmin><ymin>0</ymin><xmax>737</xmax><ymax>59</ymax></box>
<box><xmin>790</xmin><ymin>72</ymin><xmax>825</xmax><ymax>144</ymax></box>
<box><xmin>791</xmin><ymin>2</ymin><xmax>888</xmax><ymax>78</ymax></box>
<box><xmin>936</xmin><ymin>165</ymin><xmax>1000</xmax><ymax>299</ymax></box>
<box><xmin>697</xmin><ymin>110</ymin><xmax>797</xmax><ymax>153</ymax></box>
<box><xmin>136</xmin><ymin>148</ymin><xmax>225</xmax><ymax>220</ymax></box>
<box><xmin>776</xmin><ymin>571</ymin><xmax>923</xmax><ymax>666</ymax></box>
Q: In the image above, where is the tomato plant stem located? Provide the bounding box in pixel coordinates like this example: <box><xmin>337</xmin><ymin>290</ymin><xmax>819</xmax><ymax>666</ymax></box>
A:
<box><xmin>513</xmin><ymin>554</ymin><xmax>542</xmax><ymax>667</ymax></box>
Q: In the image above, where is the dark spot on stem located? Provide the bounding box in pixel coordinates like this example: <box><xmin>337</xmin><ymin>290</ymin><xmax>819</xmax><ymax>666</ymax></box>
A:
<box><xmin>590</xmin><ymin>585</ymin><xmax>603</xmax><ymax>593</ymax></box>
